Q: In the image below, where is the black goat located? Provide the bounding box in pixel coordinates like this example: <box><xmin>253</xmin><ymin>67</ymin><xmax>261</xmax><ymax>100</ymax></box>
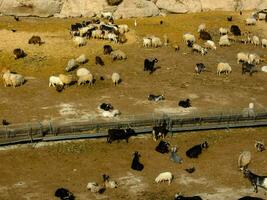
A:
<box><xmin>199</xmin><ymin>31</ymin><xmax>212</xmax><ymax>40</ymax></box>
<box><xmin>100</xmin><ymin>103</ymin><xmax>113</xmax><ymax>111</ymax></box>
<box><xmin>155</xmin><ymin>140</ymin><xmax>170</xmax><ymax>154</ymax></box>
<box><xmin>186</xmin><ymin>141</ymin><xmax>208</xmax><ymax>158</ymax></box>
<box><xmin>185</xmin><ymin>167</ymin><xmax>195</xmax><ymax>174</ymax></box>
<box><xmin>107</xmin><ymin>128</ymin><xmax>136</xmax><ymax>143</ymax></box>
<box><xmin>238</xmin><ymin>196</ymin><xmax>264</xmax><ymax>200</ymax></box>
<box><xmin>13</xmin><ymin>48</ymin><xmax>26</xmax><ymax>59</ymax></box>
<box><xmin>243</xmin><ymin>168</ymin><xmax>267</xmax><ymax>193</ymax></box>
<box><xmin>95</xmin><ymin>56</ymin><xmax>104</xmax><ymax>66</ymax></box>
<box><xmin>14</xmin><ymin>16</ymin><xmax>19</xmax><ymax>21</ymax></box>
<box><xmin>230</xmin><ymin>25</ymin><xmax>241</xmax><ymax>36</ymax></box>
<box><xmin>103</xmin><ymin>45</ymin><xmax>113</xmax><ymax>55</ymax></box>
<box><xmin>56</xmin><ymin>85</ymin><xmax>64</xmax><ymax>93</ymax></box>
<box><xmin>178</xmin><ymin>99</ymin><xmax>191</xmax><ymax>108</ymax></box>
<box><xmin>148</xmin><ymin>94</ymin><xmax>165</xmax><ymax>102</ymax></box>
<box><xmin>227</xmin><ymin>16</ymin><xmax>233</xmax><ymax>21</ymax></box>
<box><xmin>195</xmin><ymin>63</ymin><xmax>206</xmax><ymax>74</ymax></box>
<box><xmin>174</xmin><ymin>193</ymin><xmax>203</xmax><ymax>200</ymax></box>
<box><xmin>242</xmin><ymin>62</ymin><xmax>256</xmax><ymax>76</ymax></box>
<box><xmin>144</xmin><ymin>58</ymin><xmax>158</xmax><ymax>74</ymax></box>
<box><xmin>55</xmin><ymin>188</ymin><xmax>75</xmax><ymax>200</ymax></box>
<box><xmin>28</xmin><ymin>35</ymin><xmax>42</xmax><ymax>45</ymax></box>
<box><xmin>152</xmin><ymin>121</ymin><xmax>168</xmax><ymax>141</ymax></box>
<box><xmin>131</xmin><ymin>151</ymin><xmax>144</xmax><ymax>171</ymax></box>
<box><xmin>187</xmin><ymin>40</ymin><xmax>194</xmax><ymax>47</ymax></box>
<box><xmin>2</xmin><ymin>120</ymin><xmax>9</xmax><ymax>126</ymax></box>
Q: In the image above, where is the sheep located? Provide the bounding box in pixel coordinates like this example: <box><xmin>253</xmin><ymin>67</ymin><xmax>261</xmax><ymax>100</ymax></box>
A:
<box><xmin>186</xmin><ymin>141</ymin><xmax>208</xmax><ymax>158</ymax></box>
<box><xmin>76</xmin><ymin>68</ymin><xmax>90</xmax><ymax>77</ymax></box>
<box><xmin>262</xmin><ymin>39</ymin><xmax>267</xmax><ymax>48</ymax></box>
<box><xmin>248</xmin><ymin>53</ymin><xmax>260</xmax><ymax>65</ymax></box>
<box><xmin>197</xmin><ymin>23</ymin><xmax>206</xmax><ymax>33</ymax></box>
<box><xmin>110</xmin><ymin>50</ymin><xmax>127</xmax><ymax>61</ymax></box>
<box><xmin>28</xmin><ymin>35</ymin><xmax>42</xmax><ymax>45</ymax></box>
<box><xmin>101</xmin><ymin>11</ymin><xmax>113</xmax><ymax>20</ymax></box>
<box><xmin>143</xmin><ymin>37</ymin><xmax>152</xmax><ymax>47</ymax></box>
<box><xmin>192</xmin><ymin>44</ymin><xmax>207</xmax><ymax>56</ymax></box>
<box><xmin>219</xmin><ymin>27</ymin><xmax>228</xmax><ymax>35</ymax></box>
<box><xmin>155</xmin><ymin>172</ymin><xmax>173</xmax><ymax>184</ymax></box>
<box><xmin>78</xmin><ymin>73</ymin><xmax>94</xmax><ymax>86</ymax></box>
<box><xmin>258</xmin><ymin>13</ymin><xmax>266</xmax><ymax>20</ymax></box>
<box><xmin>255</xmin><ymin>141</ymin><xmax>265</xmax><ymax>152</ymax></box>
<box><xmin>92</xmin><ymin>30</ymin><xmax>104</xmax><ymax>39</ymax></box>
<box><xmin>118</xmin><ymin>24</ymin><xmax>129</xmax><ymax>34</ymax></box>
<box><xmin>76</xmin><ymin>54</ymin><xmax>88</xmax><ymax>64</ymax></box>
<box><xmin>107</xmin><ymin>33</ymin><xmax>118</xmax><ymax>43</ymax></box>
<box><xmin>2</xmin><ymin>70</ymin><xmax>25</xmax><ymax>87</ymax></box>
<box><xmin>148</xmin><ymin>94</ymin><xmax>165</xmax><ymax>102</ymax></box>
<box><xmin>86</xmin><ymin>182</ymin><xmax>105</xmax><ymax>193</ymax></box>
<box><xmin>102</xmin><ymin>174</ymin><xmax>118</xmax><ymax>189</ymax></box>
<box><xmin>151</xmin><ymin>36</ymin><xmax>162</xmax><ymax>48</ymax></box>
<box><xmin>183</xmin><ymin>33</ymin><xmax>195</xmax><ymax>47</ymax></box>
<box><xmin>204</xmin><ymin>40</ymin><xmax>216</xmax><ymax>50</ymax></box>
<box><xmin>65</xmin><ymin>59</ymin><xmax>78</xmax><ymax>72</ymax></box>
<box><xmin>49</xmin><ymin>76</ymin><xmax>64</xmax><ymax>87</ymax></box>
<box><xmin>251</xmin><ymin>36</ymin><xmax>260</xmax><ymax>46</ymax></box>
<box><xmin>246</xmin><ymin>18</ymin><xmax>256</xmax><ymax>25</ymax></box>
<box><xmin>219</xmin><ymin>35</ymin><xmax>230</xmax><ymax>46</ymax></box>
<box><xmin>217</xmin><ymin>62</ymin><xmax>232</xmax><ymax>75</ymax></box>
<box><xmin>237</xmin><ymin>52</ymin><xmax>249</xmax><ymax>64</ymax></box>
<box><xmin>13</xmin><ymin>48</ymin><xmax>26</xmax><ymax>59</ymax></box>
<box><xmin>73</xmin><ymin>36</ymin><xmax>86</xmax><ymax>47</ymax></box>
<box><xmin>238</xmin><ymin>151</ymin><xmax>251</xmax><ymax>170</ymax></box>
<box><xmin>58</xmin><ymin>74</ymin><xmax>74</xmax><ymax>87</ymax></box>
<box><xmin>111</xmin><ymin>72</ymin><xmax>120</xmax><ymax>86</ymax></box>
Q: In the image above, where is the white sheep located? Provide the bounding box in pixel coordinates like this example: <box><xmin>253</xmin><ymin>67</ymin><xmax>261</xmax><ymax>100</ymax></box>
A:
<box><xmin>78</xmin><ymin>73</ymin><xmax>93</xmax><ymax>86</ymax></box>
<box><xmin>258</xmin><ymin>13</ymin><xmax>266</xmax><ymax>20</ymax></box>
<box><xmin>204</xmin><ymin>40</ymin><xmax>216</xmax><ymax>50</ymax></box>
<box><xmin>217</xmin><ymin>62</ymin><xmax>232</xmax><ymax>75</ymax></box>
<box><xmin>251</xmin><ymin>35</ymin><xmax>260</xmax><ymax>46</ymax></box>
<box><xmin>219</xmin><ymin>35</ymin><xmax>230</xmax><ymax>46</ymax></box>
<box><xmin>183</xmin><ymin>33</ymin><xmax>195</xmax><ymax>45</ymax></box>
<box><xmin>76</xmin><ymin>68</ymin><xmax>90</xmax><ymax>77</ymax></box>
<box><xmin>76</xmin><ymin>54</ymin><xmax>88</xmax><ymax>64</ymax></box>
<box><xmin>86</xmin><ymin>182</ymin><xmax>105</xmax><ymax>193</ymax></box>
<box><xmin>79</xmin><ymin>27</ymin><xmax>90</xmax><ymax>37</ymax></box>
<box><xmin>59</xmin><ymin>74</ymin><xmax>74</xmax><ymax>87</ymax></box>
<box><xmin>108</xmin><ymin>33</ymin><xmax>118</xmax><ymax>43</ymax></box>
<box><xmin>151</xmin><ymin>36</ymin><xmax>162</xmax><ymax>48</ymax></box>
<box><xmin>65</xmin><ymin>59</ymin><xmax>78</xmax><ymax>72</ymax></box>
<box><xmin>102</xmin><ymin>109</ymin><xmax>120</xmax><ymax>118</ymax></box>
<box><xmin>197</xmin><ymin>23</ymin><xmax>206</xmax><ymax>33</ymax></box>
<box><xmin>110</xmin><ymin>50</ymin><xmax>127</xmax><ymax>61</ymax></box>
<box><xmin>248</xmin><ymin>53</ymin><xmax>260</xmax><ymax>65</ymax></box>
<box><xmin>92</xmin><ymin>30</ymin><xmax>104</xmax><ymax>39</ymax></box>
<box><xmin>155</xmin><ymin>172</ymin><xmax>173</xmax><ymax>184</ymax></box>
<box><xmin>112</xmin><ymin>72</ymin><xmax>120</xmax><ymax>86</ymax></box>
<box><xmin>192</xmin><ymin>44</ymin><xmax>207</xmax><ymax>56</ymax></box>
<box><xmin>143</xmin><ymin>37</ymin><xmax>152</xmax><ymax>47</ymax></box>
<box><xmin>49</xmin><ymin>76</ymin><xmax>64</xmax><ymax>87</ymax></box>
<box><xmin>118</xmin><ymin>24</ymin><xmax>129</xmax><ymax>34</ymax></box>
<box><xmin>262</xmin><ymin>39</ymin><xmax>267</xmax><ymax>48</ymax></box>
<box><xmin>237</xmin><ymin>52</ymin><xmax>249</xmax><ymax>64</ymax></box>
<box><xmin>2</xmin><ymin>70</ymin><xmax>25</xmax><ymax>87</ymax></box>
<box><xmin>73</xmin><ymin>36</ymin><xmax>87</xmax><ymax>47</ymax></box>
<box><xmin>238</xmin><ymin>151</ymin><xmax>251</xmax><ymax>170</ymax></box>
<box><xmin>246</xmin><ymin>17</ymin><xmax>256</xmax><ymax>25</ymax></box>
<box><xmin>101</xmin><ymin>11</ymin><xmax>113</xmax><ymax>20</ymax></box>
<box><xmin>219</xmin><ymin>27</ymin><xmax>228</xmax><ymax>35</ymax></box>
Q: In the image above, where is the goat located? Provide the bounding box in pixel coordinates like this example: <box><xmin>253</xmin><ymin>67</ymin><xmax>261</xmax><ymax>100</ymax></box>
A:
<box><xmin>107</xmin><ymin>128</ymin><xmax>136</xmax><ymax>143</ymax></box>
<box><xmin>131</xmin><ymin>151</ymin><xmax>144</xmax><ymax>171</ymax></box>
<box><xmin>152</xmin><ymin>121</ymin><xmax>168</xmax><ymax>141</ymax></box>
<box><xmin>179</xmin><ymin>99</ymin><xmax>191</xmax><ymax>108</ymax></box>
<box><xmin>2</xmin><ymin>119</ymin><xmax>9</xmax><ymax>126</ymax></box>
<box><xmin>185</xmin><ymin>167</ymin><xmax>195</xmax><ymax>174</ymax></box>
<box><xmin>243</xmin><ymin>168</ymin><xmax>267</xmax><ymax>194</ymax></box>
<box><xmin>144</xmin><ymin>58</ymin><xmax>158</xmax><ymax>74</ymax></box>
<box><xmin>242</xmin><ymin>62</ymin><xmax>256</xmax><ymax>76</ymax></box>
<box><xmin>227</xmin><ymin>16</ymin><xmax>233</xmax><ymax>21</ymax></box>
<box><xmin>199</xmin><ymin>30</ymin><xmax>212</xmax><ymax>40</ymax></box>
<box><xmin>186</xmin><ymin>141</ymin><xmax>208</xmax><ymax>158</ymax></box>
<box><xmin>13</xmin><ymin>48</ymin><xmax>26</xmax><ymax>59</ymax></box>
<box><xmin>95</xmin><ymin>56</ymin><xmax>104</xmax><ymax>66</ymax></box>
<box><xmin>195</xmin><ymin>63</ymin><xmax>206</xmax><ymax>74</ymax></box>
<box><xmin>230</xmin><ymin>25</ymin><xmax>241</xmax><ymax>36</ymax></box>
<box><xmin>255</xmin><ymin>141</ymin><xmax>265</xmax><ymax>152</ymax></box>
<box><xmin>102</xmin><ymin>174</ymin><xmax>118</xmax><ymax>189</ymax></box>
<box><xmin>170</xmin><ymin>146</ymin><xmax>183</xmax><ymax>164</ymax></box>
<box><xmin>55</xmin><ymin>188</ymin><xmax>75</xmax><ymax>200</ymax></box>
<box><xmin>238</xmin><ymin>196</ymin><xmax>264</xmax><ymax>200</ymax></box>
<box><xmin>174</xmin><ymin>193</ymin><xmax>203</xmax><ymax>200</ymax></box>
<box><xmin>99</xmin><ymin>103</ymin><xmax>113</xmax><ymax>111</ymax></box>
<box><xmin>148</xmin><ymin>94</ymin><xmax>165</xmax><ymax>102</ymax></box>
<box><xmin>155</xmin><ymin>140</ymin><xmax>170</xmax><ymax>154</ymax></box>
<box><xmin>103</xmin><ymin>45</ymin><xmax>113</xmax><ymax>55</ymax></box>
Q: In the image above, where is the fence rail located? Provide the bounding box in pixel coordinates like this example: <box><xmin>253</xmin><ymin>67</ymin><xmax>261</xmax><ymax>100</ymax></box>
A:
<box><xmin>1</xmin><ymin>108</ymin><xmax>267</xmax><ymax>146</ymax></box>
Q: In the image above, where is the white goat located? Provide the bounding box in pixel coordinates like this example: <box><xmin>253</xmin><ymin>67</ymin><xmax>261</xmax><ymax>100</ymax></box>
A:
<box><xmin>76</xmin><ymin>68</ymin><xmax>90</xmax><ymax>77</ymax></box>
<box><xmin>237</xmin><ymin>52</ymin><xmax>249</xmax><ymax>64</ymax></box>
<box><xmin>246</xmin><ymin>17</ymin><xmax>256</xmax><ymax>25</ymax></box>
<box><xmin>204</xmin><ymin>40</ymin><xmax>216</xmax><ymax>50</ymax></box>
<box><xmin>252</xmin><ymin>36</ymin><xmax>260</xmax><ymax>46</ymax></box>
<box><xmin>78</xmin><ymin>73</ymin><xmax>94</xmax><ymax>86</ymax></box>
<box><xmin>151</xmin><ymin>36</ymin><xmax>162</xmax><ymax>48</ymax></box>
<box><xmin>219</xmin><ymin>27</ymin><xmax>228</xmax><ymax>35</ymax></box>
<box><xmin>143</xmin><ymin>37</ymin><xmax>152</xmax><ymax>47</ymax></box>
<box><xmin>155</xmin><ymin>172</ymin><xmax>173</xmax><ymax>184</ymax></box>
<box><xmin>49</xmin><ymin>76</ymin><xmax>64</xmax><ymax>87</ymax></box>
<box><xmin>2</xmin><ymin>70</ymin><xmax>25</xmax><ymax>87</ymax></box>
<box><xmin>219</xmin><ymin>35</ymin><xmax>230</xmax><ymax>46</ymax></box>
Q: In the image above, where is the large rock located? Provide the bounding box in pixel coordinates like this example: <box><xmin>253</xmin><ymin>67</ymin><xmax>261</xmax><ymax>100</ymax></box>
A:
<box><xmin>59</xmin><ymin>0</ymin><xmax>109</xmax><ymax>17</ymax></box>
<box><xmin>114</xmin><ymin>0</ymin><xmax>159</xmax><ymax>19</ymax></box>
<box><xmin>156</xmin><ymin>0</ymin><xmax>188</xmax><ymax>13</ymax></box>
<box><xmin>0</xmin><ymin>0</ymin><xmax>63</xmax><ymax>17</ymax></box>
<box><xmin>200</xmin><ymin>0</ymin><xmax>236</xmax><ymax>11</ymax></box>
<box><xmin>241</xmin><ymin>0</ymin><xmax>267</xmax><ymax>10</ymax></box>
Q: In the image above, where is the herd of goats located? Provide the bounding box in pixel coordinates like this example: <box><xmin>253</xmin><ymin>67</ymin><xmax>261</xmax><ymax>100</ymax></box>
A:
<box><xmin>1</xmin><ymin>9</ymin><xmax>267</xmax><ymax>200</ymax></box>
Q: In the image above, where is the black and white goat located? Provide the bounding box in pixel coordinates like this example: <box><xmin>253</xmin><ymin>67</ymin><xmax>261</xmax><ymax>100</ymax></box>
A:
<box><xmin>99</xmin><ymin>103</ymin><xmax>113</xmax><ymax>111</ymax></box>
<box><xmin>131</xmin><ymin>151</ymin><xmax>144</xmax><ymax>171</ymax></box>
<box><xmin>195</xmin><ymin>63</ymin><xmax>206</xmax><ymax>74</ymax></box>
<box><xmin>107</xmin><ymin>128</ymin><xmax>136</xmax><ymax>143</ymax></box>
<box><xmin>255</xmin><ymin>141</ymin><xmax>265</xmax><ymax>152</ymax></box>
<box><xmin>174</xmin><ymin>193</ymin><xmax>203</xmax><ymax>200</ymax></box>
<box><xmin>152</xmin><ymin>121</ymin><xmax>168</xmax><ymax>141</ymax></box>
<box><xmin>148</xmin><ymin>94</ymin><xmax>165</xmax><ymax>102</ymax></box>
<box><xmin>144</xmin><ymin>58</ymin><xmax>158</xmax><ymax>74</ymax></box>
<box><xmin>243</xmin><ymin>168</ymin><xmax>267</xmax><ymax>194</ymax></box>
<box><xmin>55</xmin><ymin>188</ymin><xmax>75</xmax><ymax>200</ymax></box>
<box><xmin>186</xmin><ymin>141</ymin><xmax>208</xmax><ymax>158</ymax></box>
<box><xmin>179</xmin><ymin>99</ymin><xmax>191</xmax><ymax>108</ymax></box>
<box><xmin>155</xmin><ymin>140</ymin><xmax>170</xmax><ymax>154</ymax></box>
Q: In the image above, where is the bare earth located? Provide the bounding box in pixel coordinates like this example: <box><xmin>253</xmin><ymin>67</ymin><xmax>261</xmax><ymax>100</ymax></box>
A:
<box><xmin>0</xmin><ymin>11</ymin><xmax>267</xmax><ymax>200</ymax></box>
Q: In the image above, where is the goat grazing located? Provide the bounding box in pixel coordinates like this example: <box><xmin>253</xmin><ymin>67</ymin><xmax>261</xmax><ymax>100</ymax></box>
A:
<box><xmin>155</xmin><ymin>172</ymin><xmax>173</xmax><ymax>184</ymax></box>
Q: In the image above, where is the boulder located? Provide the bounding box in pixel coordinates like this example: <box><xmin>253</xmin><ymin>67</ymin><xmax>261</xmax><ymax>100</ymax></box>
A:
<box><xmin>156</xmin><ymin>0</ymin><xmax>188</xmax><ymax>13</ymax></box>
<box><xmin>114</xmin><ymin>0</ymin><xmax>159</xmax><ymax>19</ymax></box>
<box><xmin>200</xmin><ymin>0</ymin><xmax>236</xmax><ymax>11</ymax></box>
<box><xmin>0</xmin><ymin>0</ymin><xmax>63</xmax><ymax>17</ymax></box>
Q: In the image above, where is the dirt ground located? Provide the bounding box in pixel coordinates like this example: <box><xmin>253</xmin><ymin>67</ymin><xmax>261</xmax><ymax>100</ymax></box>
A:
<box><xmin>0</xmin><ymin>11</ymin><xmax>267</xmax><ymax>123</ymax></box>
<box><xmin>0</xmin><ymin>128</ymin><xmax>267</xmax><ymax>200</ymax></box>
